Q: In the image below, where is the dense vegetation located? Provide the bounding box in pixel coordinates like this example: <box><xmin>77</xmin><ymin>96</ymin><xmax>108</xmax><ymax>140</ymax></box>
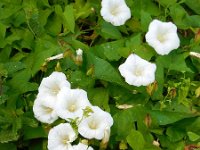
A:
<box><xmin>0</xmin><ymin>0</ymin><xmax>200</xmax><ymax>149</ymax></box>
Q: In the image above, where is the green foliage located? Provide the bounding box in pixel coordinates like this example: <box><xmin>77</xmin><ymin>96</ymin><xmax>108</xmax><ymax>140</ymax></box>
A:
<box><xmin>0</xmin><ymin>0</ymin><xmax>200</xmax><ymax>149</ymax></box>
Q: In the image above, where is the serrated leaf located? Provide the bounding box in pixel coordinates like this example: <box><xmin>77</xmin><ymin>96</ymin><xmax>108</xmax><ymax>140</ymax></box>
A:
<box><xmin>126</xmin><ymin>129</ymin><xmax>145</xmax><ymax>150</ymax></box>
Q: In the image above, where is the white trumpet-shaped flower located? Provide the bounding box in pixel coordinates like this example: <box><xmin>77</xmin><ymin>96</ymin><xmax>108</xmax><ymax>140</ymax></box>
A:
<box><xmin>73</xmin><ymin>143</ymin><xmax>93</xmax><ymax>150</ymax></box>
<box><xmin>38</xmin><ymin>72</ymin><xmax>70</xmax><ymax>97</ymax></box>
<box><xmin>48</xmin><ymin>123</ymin><xmax>77</xmax><ymax>150</ymax></box>
<box><xmin>118</xmin><ymin>54</ymin><xmax>156</xmax><ymax>87</ymax></box>
<box><xmin>33</xmin><ymin>95</ymin><xmax>58</xmax><ymax>124</ymax></box>
<box><xmin>145</xmin><ymin>19</ymin><xmax>180</xmax><ymax>55</ymax></box>
<box><xmin>100</xmin><ymin>0</ymin><xmax>131</xmax><ymax>26</ymax></box>
<box><xmin>56</xmin><ymin>88</ymin><xmax>91</xmax><ymax>121</ymax></box>
<box><xmin>78</xmin><ymin>106</ymin><xmax>113</xmax><ymax>140</ymax></box>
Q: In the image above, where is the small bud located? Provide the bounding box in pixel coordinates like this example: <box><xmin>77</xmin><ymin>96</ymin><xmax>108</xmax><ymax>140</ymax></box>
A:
<box><xmin>86</xmin><ymin>66</ymin><xmax>94</xmax><ymax>76</ymax></box>
<box><xmin>75</xmin><ymin>48</ymin><xmax>83</xmax><ymax>66</ymax></box>
<box><xmin>169</xmin><ymin>88</ymin><xmax>176</xmax><ymax>99</ymax></box>
<box><xmin>55</xmin><ymin>62</ymin><xmax>62</xmax><ymax>72</ymax></box>
<box><xmin>195</xmin><ymin>29</ymin><xmax>200</xmax><ymax>43</ymax></box>
<box><xmin>144</xmin><ymin>113</ymin><xmax>152</xmax><ymax>128</ymax></box>
<box><xmin>146</xmin><ymin>81</ymin><xmax>158</xmax><ymax>96</ymax></box>
<box><xmin>40</xmin><ymin>62</ymin><xmax>48</xmax><ymax>72</ymax></box>
<box><xmin>83</xmin><ymin>106</ymin><xmax>93</xmax><ymax>118</ymax></box>
<box><xmin>195</xmin><ymin>87</ymin><xmax>200</xmax><ymax>98</ymax></box>
<box><xmin>91</xmin><ymin>7</ymin><xmax>95</xmax><ymax>12</ymax></box>
<box><xmin>81</xmin><ymin>139</ymin><xmax>89</xmax><ymax>145</ymax></box>
<box><xmin>119</xmin><ymin>141</ymin><xmax>128</xmax><ymax>150</ymax></box>
<box><xmin>116</xmin><ymin>104</ymin><xmax>133</xmax><ymax>110</ymax></box>
<box><xmin>100</xmin><ymin>127</ymin><xmax>110</xmax><ymax>149</ymax></box>
<box><xmin>153</xmin><ymin>139</ymin><xmax>160</xmax><ymax>147</ymax></box>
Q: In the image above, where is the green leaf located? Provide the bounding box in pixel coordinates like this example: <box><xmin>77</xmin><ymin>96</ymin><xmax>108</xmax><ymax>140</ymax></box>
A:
<box><xmin>4</xmin><ymin>62</ymin><xmax>26</xmax><ymax>76</ymax></box>
<box><xmin>70</xmin><ymin>71</ymin><xmax>95</xmax><ymax>88</ymax></box>
<box><xmin>8</xmin><ymin>70</ymin><xmax>38</xmax><ymax>94</ymax></box>
<box><xmin>152</xmin><ymin>63</ymin><xmax>164</xmax><ymax>100</ymax></box>
<box><xmin>0</xmin><ymin>4</ymin><xmax>21</xmax><ymax>19</ymax></box>
<box><xmin>0</xmin><ymin>130</ymin><xmax>19</xmax><ymax>143</ymax></box>
<box><xmin>100</xmin><ymin>21</ymin><xmax>122</xmax><ymax>39</ymax></box>
<box><xmin>166</xmin><ymin>126</ymin><xmax>185</xmax><ymax>142</ymax></box>
<box><xmin>169</xmin><ymin>4</ymin><xmax>188</xmax><ymax>29</ymax></box>
<box><xmin>23</xmin><ymin>126</ymin><xmax>47</xmax><ymax>140</ymax></box>
<box><xmin>185</xmin><ymin>0</ymin><xmax>200</xmax><ymax>15</ymax></box>
<box><xmin>126</xmin><ymin>129</ymin><xmax>145</xmax><ymax>150</ymax></box>
<box><xmin>63</xmin><ymin>5</ymin><xmax>75</xmax><ymax>33</ymax></box>
<box><xmin>0</xmin><ymin>22</ymin><xmax>7</xmax><ymax>40</ymax></box>
<box><xmin>27</xmin><ymin>38</ymin><xmax>59</xmax><ymax>75</ymax></box>
<box><xmin>141</xmin><ymin>10</ymin><xmax>152</xmax><ymax>32</ymax></box>
<box><xmin>45</xmin><ymin>13</ymin><xmax>62</xmax><ymax>36</ymax></box>
<box><xmin>159</xmin><ymin>0</ymin><xmax>177</xmax><ymax>6</ymax></box>
<box><xmin>88</xmin><ymin>88</ymin><xmax>110</xmax><ymax>111</ymax></box>
<box><xmin>156</xmin><ymin>51</ymin><xmax>192</xmax><ymax>72</ymax></box>
<box><xmin>113</xmin><ymin>109</ymin><xmax>135</xmax><ymax>140</ymax></box>
<box><xmin>87</xmin><ymin>52</ymin><xmax>123</xmax><ymax>85</ymax></box>
<box><xmin>149</xmin><ymin>110</ymin><xmax>195</xmax><ymax>125</ymax></box>
<box><xmin>92</xmin><ymin>40</ymin><xmax>124</xmax><ymax>61</ymax></box>
<box><xmin>0</xmin><ymin>143</ymin><xmax>16</xmax><ymax>150</ymax></box>
<box><xmin>187</xmin><ymin>131</ymin><xmax>200</xmax><ymax>141</ymax></box>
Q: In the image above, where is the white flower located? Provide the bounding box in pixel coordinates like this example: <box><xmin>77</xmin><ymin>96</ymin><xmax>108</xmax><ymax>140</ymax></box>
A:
<box><xmin>76</xmin><ymin>48</ymin><xmax>83</xmax><ymax>56</ymax></box>
<box><xmin>56</xmin><ymin>88</ymin><xmax>91</xmax><ymax>121</ymax></box>
<box><xmin>73</xmin><ymin>143</ymin><xmax>93</xmax><ymax>150</ymax></box>
<box><xmin>33</xmin><ymin>95</ymin><xmax>58</xmax><ymax>124</ymax></box>
<box><xmin>78</xmin><ymin>106</ymin><xmax>113</xmax><ymax>140</ymax></box>
<box><xmin>118</xmin><ymin>54</ymin><xmax>156</xmax><ymax>87</ymax></box>
<box><xmin>38</xmin><ymin>71</ymin><xmax>70</xmax><ymax>97</ymax></box>
<box><xmin>145</xmin><ymin>19</ymin><xmax>180</xmax><ymax>55</ymax></box>
<box><xmin>100</xmin><ymin>0</ymin><xmax>131</xmax><ymax>26</ymax></box>
<box><xmin>48</xmin><ymin>123</ymin><xmax>77</xmax><ymax>150</ymax></box>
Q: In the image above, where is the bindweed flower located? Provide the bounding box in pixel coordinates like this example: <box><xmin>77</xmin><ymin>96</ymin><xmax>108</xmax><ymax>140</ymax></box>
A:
<box><xmin>48</xmin><ymin>123</ymin><xmax>77</xmax><ymax>150</ymax></box>
<box><xmin>33</xmin><ymin>95</ymin><xmax>58</xmax><ymax>124</ymax></box>
<box><xmin>145</xmin><ymin>19</ymin><xmax>180</xmax><ymax>55</ymax></box>
<box><xmin>78</xmin><ymin>106</ymin><xmax>113</xmax><ymax>140</ymax></box>
<box><xmin>38</xmin><ymin>72</ymin><xmax>70</xmax><ymax>97</ymax></box>
<box><xmin>118</xmin><ymin>54</ymin><xmax>156</xmax><ymax>87</ymax></box>
<box><xmin>100</xmin><ymin>0</ymin><xmax>131</xmax><ymax>26</ymax></box>
<box><xmin>73</xmin><ymin>143</ymin><xmax>93</xmax><ymax>150</ymax></box>
<box><xmin>56</xmin><ymin>88</ymin><xmax>92</xmax><ymax>121</ymax></box>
